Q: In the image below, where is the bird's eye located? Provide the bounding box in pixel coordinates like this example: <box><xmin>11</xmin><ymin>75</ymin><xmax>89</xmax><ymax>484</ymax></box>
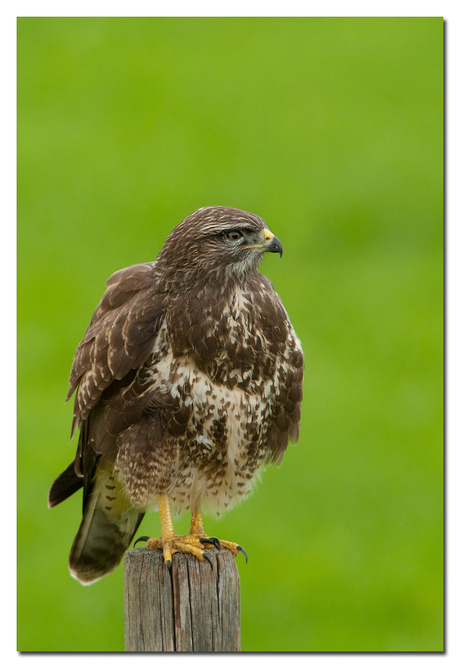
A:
<box><xmin>225</xmin><ymin>230</ymin><xmax>243</xmax><ymax>241</ymax></box>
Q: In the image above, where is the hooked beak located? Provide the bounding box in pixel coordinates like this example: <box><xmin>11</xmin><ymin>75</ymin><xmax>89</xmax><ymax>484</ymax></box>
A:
<box><xmin>263</xmin><ymin>229</ymin><xmax>283</xmax><ymax>259</ymax></box>
<box><xmin>240</xmin><ymin>227</ymin><xmax>283</xmax><ymax>258</ymax></box>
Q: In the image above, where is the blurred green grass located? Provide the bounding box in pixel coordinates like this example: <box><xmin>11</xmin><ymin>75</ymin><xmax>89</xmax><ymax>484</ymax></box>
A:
<box><xmin>17</xmin><ymin>17</ymin><xmax>443</xmax><ymax>651</ymax></box>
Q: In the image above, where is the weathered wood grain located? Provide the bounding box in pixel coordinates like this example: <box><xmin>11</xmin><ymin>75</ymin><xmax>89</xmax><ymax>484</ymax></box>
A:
<box><xmin>123</xmin><ymin>548</ymin><xmax>241</xmax><ymax>651</ymax></box>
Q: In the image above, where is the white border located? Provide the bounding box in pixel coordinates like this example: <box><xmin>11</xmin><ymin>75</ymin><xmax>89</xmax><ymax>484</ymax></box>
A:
<box><xmin>6</xmin><ymin>4</ymin><xmax>457</xmax><ymax>665</ymax></box>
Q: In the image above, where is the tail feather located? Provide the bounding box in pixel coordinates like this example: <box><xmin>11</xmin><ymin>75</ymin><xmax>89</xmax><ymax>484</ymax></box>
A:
<box><xmin>48</xmin><ymin>461</ymin><xmax>83</xmax><ymax>508</ymax></box>
<box><xmin>69</xmin><ymin>490</ymin><xmax>144</xmax><ymax>585</ymax></box>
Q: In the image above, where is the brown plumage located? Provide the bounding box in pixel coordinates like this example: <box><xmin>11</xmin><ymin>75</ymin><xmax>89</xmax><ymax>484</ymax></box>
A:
<box><xmin>49</xmin><ymin>206</ymin><xmax>304</xmax><ymax>584</ymax></box>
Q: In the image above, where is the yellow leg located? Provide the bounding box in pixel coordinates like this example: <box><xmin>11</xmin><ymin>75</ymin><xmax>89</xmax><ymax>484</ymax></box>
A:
<box><xmin>187</xmin><ymin>505</ymin><xmax>247</xmax><ymax>561</ymax></box>
<box><xmin>139</xmin><ymin>495</ymin><xmax>213</xmax><ymax>569</ymax></box>
<box><xmin>190</xmin><ymin>506</ymin><xmax>205</xmax><ymax>535</ymax></box>
<box><xmin>134</xmin><ymin>496</ymin><xmax>247</xmax><ymax>567</ymax></box>
<box><xmin>159</xmin><ymin>493</ymin><xmax>175</xmax><ymax>544</ymax></box>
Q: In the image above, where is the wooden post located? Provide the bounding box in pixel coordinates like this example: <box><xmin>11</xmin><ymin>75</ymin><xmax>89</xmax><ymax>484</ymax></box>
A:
<box><xmin>123</xmin><ymin>548</ymin><xmax>241</xmax><ymax>651</ymax></box>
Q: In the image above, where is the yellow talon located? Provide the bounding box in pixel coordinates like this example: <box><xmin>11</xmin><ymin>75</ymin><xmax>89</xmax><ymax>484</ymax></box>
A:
<box><xmin>134</xmin><ymin>495</ymin><xmax>246</xmax><ymax>566</ymax></box>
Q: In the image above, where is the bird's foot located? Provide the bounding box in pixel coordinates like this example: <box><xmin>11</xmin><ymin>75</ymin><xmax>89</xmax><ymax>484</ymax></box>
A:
<box><xmin>133</xmin><ymin>533</ymin><xmax>247</xmax><ymax>568</ymax></box>
<box><xmin>218</xmin><ymin>540</ymin><xmax>248</xmax><ymax>563</ymax></box>
<box><xmin>134</xmin><ymin>533</ymin><xmax>220</xmax><ymax>570</ymax></box>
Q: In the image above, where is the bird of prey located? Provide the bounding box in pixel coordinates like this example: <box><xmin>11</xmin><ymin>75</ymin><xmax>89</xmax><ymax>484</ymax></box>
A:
<box><xmin>48</xmin><ymin>206</ymin><xmax>304</xmax><ymax>584</ymax></box>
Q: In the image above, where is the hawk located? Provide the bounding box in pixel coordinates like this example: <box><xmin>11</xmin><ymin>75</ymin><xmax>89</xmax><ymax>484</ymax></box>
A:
<box><xmin>49</xmin><ymin>206</ymin><xmax>304</xmax><ymax>584</ymax></box>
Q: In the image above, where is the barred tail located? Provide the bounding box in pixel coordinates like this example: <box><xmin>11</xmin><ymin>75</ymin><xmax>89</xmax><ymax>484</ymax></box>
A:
<box><xmin>48</xmin><ymin>461</ymin><xmax>83</xmax><ymax>508</ymax></box>
<box><xmin>69</xmin><ymin>491</ymin><xmax>144</xmax><ymax>585</ymax></box>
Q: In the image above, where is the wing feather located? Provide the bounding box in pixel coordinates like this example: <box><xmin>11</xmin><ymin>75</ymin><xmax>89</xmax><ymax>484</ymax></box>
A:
<box><xmin>67</xmin><ymin>262</ymin><xmax>165</xmax><ymax>435</ymax></box>
<box><xmin>250</xmin><ymin>274</ymin><xmax>304</xmax><ymax>464</ymax></box>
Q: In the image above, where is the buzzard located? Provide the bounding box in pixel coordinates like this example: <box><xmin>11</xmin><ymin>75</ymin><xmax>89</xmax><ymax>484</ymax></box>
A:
<box><xmin>49</xmin><ymin>206</ymin><xmax>304</xmax><ymax>584</ymax></box>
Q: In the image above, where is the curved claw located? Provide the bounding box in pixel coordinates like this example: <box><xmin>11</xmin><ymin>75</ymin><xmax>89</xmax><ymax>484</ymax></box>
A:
<box><xmin>166</xmin><ymin>559</ymin><xmax>172</xmax><ymax>572</ymax></box>
<box><xmin>199</xmin><ymin>536</ymin><xmax>221</xmax><ymax>550</ymax></box>
<box><xmin>203</xmin><ymin>552</ymin><xmax>213</xmax><ymax>568</ymax></box>
<box><xmin>237</xmin><ymin>545</ymin><xmax>248</xmax><ymax>563</ymax></box>
<box><xmin>133</xmin><ymin>535</ymin><xmax>150</xmax><ymax>548</ymax></box>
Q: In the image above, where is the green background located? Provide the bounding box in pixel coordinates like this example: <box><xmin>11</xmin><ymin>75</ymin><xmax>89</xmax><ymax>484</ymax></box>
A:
<box><xmin>17</xmin><ymin>17</ymin><xmax>443</xmax><ymax>651</ymax></box>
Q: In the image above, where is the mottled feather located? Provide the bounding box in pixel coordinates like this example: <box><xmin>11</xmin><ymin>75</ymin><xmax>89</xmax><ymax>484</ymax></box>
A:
<box><xmin>49</xmin><ymin>206</ymin><xmax>304</xmax><ymax>584</ymax></box>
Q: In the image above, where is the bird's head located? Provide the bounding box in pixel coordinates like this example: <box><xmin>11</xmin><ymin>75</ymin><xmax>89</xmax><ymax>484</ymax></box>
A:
<box><xmin>157</xmin><ymin>206</ymin><xmax>283</xmax><ymax>284</ymax></box>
